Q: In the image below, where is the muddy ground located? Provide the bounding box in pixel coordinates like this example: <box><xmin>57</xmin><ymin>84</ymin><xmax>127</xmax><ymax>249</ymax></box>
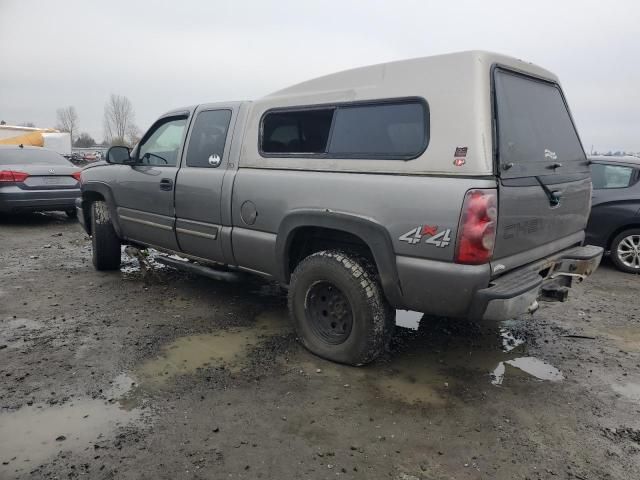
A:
<box><xmin>1</xmin><ymin>212</ymin><xmax>639</xmax><ymax>480</ymax></box>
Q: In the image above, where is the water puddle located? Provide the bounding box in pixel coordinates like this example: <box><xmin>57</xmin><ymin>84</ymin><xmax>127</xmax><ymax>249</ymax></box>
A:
<box><xmin>130</xmin><ymin>301</ymin><xmax>563</xmax><ymax>404</ymax></box>
<box><xmin>136</xmin><ymin>311</ymin><xmax>287</xmax><ymax>386</ymax></box>
<box><xmin>295</xmin><ymin>317</ymin><xmax>562</xmax><ymax>405</ymax></box>
<box><xmin>0</xmin><ymin>375</ymin><xmax>141</xmax><ymax>474</ymax></box>
<box><xmin>491</xmin><ymin>357</ymin><xmax>564</xmax><ymax>385</ymax></box>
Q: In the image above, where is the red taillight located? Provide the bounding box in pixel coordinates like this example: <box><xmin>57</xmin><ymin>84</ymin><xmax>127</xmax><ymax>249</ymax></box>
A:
<box><xmin>71</xmin><ymin>171</ymin><xmax>81</xmax><ymax>182</ymax></box>
<box><xmin>0</xmin><ymin>170</ymin><xmax>29</xmax><ymax>183</ymax></box>
<box><xmin>455</xmin><ymin>189</ymin><xmax>498</xmax><ymax>265</ymax></box>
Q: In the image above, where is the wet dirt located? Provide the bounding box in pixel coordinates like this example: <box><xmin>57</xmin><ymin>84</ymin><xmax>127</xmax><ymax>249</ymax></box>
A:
<box><xmin>137</xmin><ymin>311</ymin><xmax>288</xmax><ymax>386</ymax></box>
<box><xmin>1</xmin><ymin>212</ymin><xmax>639</xmax><ymax>479</ymax></box>
<box><xmin>0</xmin><ymin>398</ymin><xmax>141</xmax><ymax>474</ymax></box>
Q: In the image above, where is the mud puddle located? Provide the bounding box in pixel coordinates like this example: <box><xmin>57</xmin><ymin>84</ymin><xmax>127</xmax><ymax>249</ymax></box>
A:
<box><xmin>136</xmin><ymin>311</ymin><xmax>289</xmax><ymax>386</ymax></box>
<box><xmin>296</xmin><ymin>316</ymin><xmax>564</xmax><ymax>405</ymax></box>
<box><xmin>0</xmin><ymin>375</ymin><xmax>142</xmax><ymax>474</ymax></box>
<box><xmin>134</xmin><ymin>304</ymin><xmax>563</xmax><ymax>403</ymax></box>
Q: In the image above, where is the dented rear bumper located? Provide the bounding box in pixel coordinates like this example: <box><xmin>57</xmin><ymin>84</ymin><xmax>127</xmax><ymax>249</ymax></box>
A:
<box><xmin>469</xmin><ymin>244</ymin><xmax>603</xmax><ymax>321</ymax></box>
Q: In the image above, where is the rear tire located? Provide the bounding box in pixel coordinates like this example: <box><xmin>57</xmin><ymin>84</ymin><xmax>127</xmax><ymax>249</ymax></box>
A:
<box><xmin>91</xmin><ymin>200</ymin><xmax>121</xmax><ymax>271</ymax></box>
<box><xmin>610</xmin><ymin>229</ymin><xmax>640</xmax><ymax>274</ymax></box>
<box><xmin>288</xmin><ymin>250</ymin><xmax>393</xmax><ymax>366</ymax></box>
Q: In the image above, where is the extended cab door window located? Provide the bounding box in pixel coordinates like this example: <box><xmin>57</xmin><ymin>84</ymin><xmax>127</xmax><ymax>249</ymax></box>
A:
<box><xmin>137</xmin><ymin>117</ymin><xmax>187</xmax><ymax>166</ymax></box>
<box><xmin>174</xmin><ymin>107</ymin><xmax>235</xmax><ymax>263</ymax></box>
<box><xmin>185</xmin><ymin>110</ymin><xmax>232</xmax><ymax>167</ymax></box>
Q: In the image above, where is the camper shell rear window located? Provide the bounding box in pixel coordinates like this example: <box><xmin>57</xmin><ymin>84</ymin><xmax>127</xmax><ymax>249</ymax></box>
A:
<box><xmin>493</xmin><ymin>68</ymin><xmax>588</xmax><ymax>178</ymax></box>
<box><xmin>260</xmin><ymin>98</ymin><xmax>429</xmax><ymax>160</ymax></box>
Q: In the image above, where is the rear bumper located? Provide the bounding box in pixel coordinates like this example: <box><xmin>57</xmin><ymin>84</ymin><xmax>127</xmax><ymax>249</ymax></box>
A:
<box><xmin>0</xmin><ymin>189</ymin><xmax>80</xmax><ymax>213</ymax></box>
<box><xmin>394</xmin><ymin>244</ymin><xmax>602</xmax><ymax>320</ymax></box>
<box><xmin>469</xmin><ymin>245</ymin><xmax>603</xmax><ymax>321</ymax></box>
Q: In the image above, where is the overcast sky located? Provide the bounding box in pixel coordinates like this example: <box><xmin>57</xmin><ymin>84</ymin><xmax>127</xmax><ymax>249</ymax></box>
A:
<box><xmin>1</xmin><ymin>0</ymin><xmax>638</xmax><ymax>152</ymax></box>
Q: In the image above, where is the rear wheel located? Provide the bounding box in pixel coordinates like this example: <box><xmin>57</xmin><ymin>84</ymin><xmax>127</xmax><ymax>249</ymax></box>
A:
<box><xmin>610</xmin><ymin>229</ymin><xmax>640</xmax><ymax>274</ymax></box>
<box><xmin>91</xmin><ymin>200</ymin><xmax>121</xmax><ymax>271</ymax></box>
<box><xmin>288</xmin><ymin>250</ymin><xmax>393</xmax><ymax>366</ymax></box>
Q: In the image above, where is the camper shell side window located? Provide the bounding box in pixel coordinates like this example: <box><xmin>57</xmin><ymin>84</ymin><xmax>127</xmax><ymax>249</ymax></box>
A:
<box><xmin>259</xmin><ymin>98</ymin><xmax>429</xmax><ymax>160</ymax></box>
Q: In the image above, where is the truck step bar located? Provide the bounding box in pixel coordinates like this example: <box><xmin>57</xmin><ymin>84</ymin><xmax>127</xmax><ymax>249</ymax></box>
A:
<box><xmin>154</xmin><ymin>255</ymin><xmax>244</xmax><ymax>283</ymax></box>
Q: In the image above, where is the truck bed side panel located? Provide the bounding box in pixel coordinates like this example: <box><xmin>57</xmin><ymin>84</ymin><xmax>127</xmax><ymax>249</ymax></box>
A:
<box><xmin>231</xmin><ymin>168</ymin><xmax>496</xmax><ymax>273</ymax></box>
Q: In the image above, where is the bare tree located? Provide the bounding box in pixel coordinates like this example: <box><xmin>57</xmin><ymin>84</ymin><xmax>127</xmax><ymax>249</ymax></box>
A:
<box><xmin>55</xmin><ymin>106</ymin><xmax>79</xmax><ymax>141</ymax></box>
<box><xmin>74</xmin><ymin>132</ymin><xmax>96</xmax><ymax>148</ymax></box>
<box><xmin>126</xmin><ymin>123</ymin><xmax>141</xmax><ymax>147</ymax></box>
<box><xmin>103</xmin><ymin>94</ymin><xmax>138</xmax><ymax>146</ymax></box>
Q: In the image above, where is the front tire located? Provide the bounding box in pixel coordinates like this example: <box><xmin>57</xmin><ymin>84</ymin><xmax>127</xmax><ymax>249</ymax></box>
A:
<box><xmin>91</xmin><ymin>200</ymin><xmax>121</xmax><ymax>271</ymax></box>
<box><xmin>610</xmin><ymin>229</ymin><xmax>640</xmax><ymax>274</ymax></box>
<box><xmin>288</xmin><ymin>250</ymin><xmax>393</xmax><ymax>366</ymax></box>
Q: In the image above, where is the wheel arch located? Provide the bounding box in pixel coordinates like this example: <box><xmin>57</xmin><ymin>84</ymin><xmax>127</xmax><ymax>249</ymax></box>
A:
<box><xmin>607</xmin><ymin>223</ymin><xmax>640</xmax><ymax>251</ymax></box>
<box><xmin>275</xmin><ymin>209</ymin><xmax>403</xmax><ymax>307</ymax></box>
<box><xmin>80</xmin><ymin>181</ymin><xmax>123</xmax><ymax>237</ymax></box>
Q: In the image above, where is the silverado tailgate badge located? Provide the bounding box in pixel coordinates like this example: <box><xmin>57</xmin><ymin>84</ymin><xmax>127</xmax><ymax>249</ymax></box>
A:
<box><xmin>399</xmin><ymin>225</ymin><xmax>451</xmax><ymax>248</ymax></box>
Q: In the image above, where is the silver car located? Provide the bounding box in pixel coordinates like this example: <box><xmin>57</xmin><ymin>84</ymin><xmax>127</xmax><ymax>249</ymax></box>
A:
<box><xmin>0</xmin><ymin>145</ymin><xmax>81</xmax><ymax>217</ymax></box>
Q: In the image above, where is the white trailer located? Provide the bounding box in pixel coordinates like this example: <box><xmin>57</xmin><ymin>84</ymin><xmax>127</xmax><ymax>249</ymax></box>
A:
<box><xmin>0</xmin><ymin>125</ymin><xmax>72</xmax><ymax>155</ymax></box>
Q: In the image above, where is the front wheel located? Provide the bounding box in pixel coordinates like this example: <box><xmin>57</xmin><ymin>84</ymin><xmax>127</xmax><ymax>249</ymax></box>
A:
<box><xmin>610</xmin><ymin>229</ymin><xmax>640</xmax><ymax>274</ymax></box>
<box><xmin>91</xmin><ymin>200</ymin><xmax>121</xmax><ymax>271</ymax></box>
<box><xmin>288</xmin><ymin>250</ymin><xmax>394</xmax><ymax>366</ymax></box>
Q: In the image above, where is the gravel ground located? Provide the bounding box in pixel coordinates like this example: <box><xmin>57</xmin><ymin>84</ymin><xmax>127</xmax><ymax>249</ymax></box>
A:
<box><xmin>1</xmin><ymin>212</ymin><xmax>639</xmax><ymax>480</ymax></box>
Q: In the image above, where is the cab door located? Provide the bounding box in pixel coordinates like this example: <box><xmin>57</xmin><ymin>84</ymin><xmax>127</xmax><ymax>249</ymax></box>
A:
<box><xmin>114</xmin><ymin>114</ymin><xmax>189</xmax><ymax>250</ymax></box>
<box><xmin>174</xmin><ymin>105</ymin><xmax>236</xmax><ymax>262</ymax></box>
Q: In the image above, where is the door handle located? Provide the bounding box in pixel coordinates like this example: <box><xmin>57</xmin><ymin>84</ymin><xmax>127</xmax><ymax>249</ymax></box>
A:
<box><xmin>159</xmin><ymin>178</ymin><xmax>173</xmax><ymax>191</ymax></box>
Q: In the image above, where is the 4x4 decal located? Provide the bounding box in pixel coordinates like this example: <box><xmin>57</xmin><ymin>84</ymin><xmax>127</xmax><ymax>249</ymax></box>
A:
<box><xmin>399</xmin><ymin>225</ymin><xmax>452</xmax><ymax>248</ymax></box>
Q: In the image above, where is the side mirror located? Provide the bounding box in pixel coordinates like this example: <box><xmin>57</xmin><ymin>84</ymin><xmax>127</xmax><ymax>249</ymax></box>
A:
<box><xmin>106</xmin><ymin>146</ymin><xmax>132</xmax><ymax>164</ymax></box>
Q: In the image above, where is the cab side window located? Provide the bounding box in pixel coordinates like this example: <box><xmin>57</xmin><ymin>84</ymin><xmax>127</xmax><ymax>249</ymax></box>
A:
<box><xmin>137</xmin><ymin>117</ymin><xmax>187</xmax><ymax>166</ymax></box>
<box><xmin>185</xmin><ymin>110</ymin><xmax>232</xmax><ymax>167</ymax></box>
<box><xmin>591</xmin><ymin>163</ymin><xmax>635</xmax><ymax>189</ymax></box>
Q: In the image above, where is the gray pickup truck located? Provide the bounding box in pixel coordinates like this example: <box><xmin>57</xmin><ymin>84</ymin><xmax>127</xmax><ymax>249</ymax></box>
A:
<box><xmin>77</xmin><ymin>51</ymin><xmax>602</xmax><ymax>365</ymax></box>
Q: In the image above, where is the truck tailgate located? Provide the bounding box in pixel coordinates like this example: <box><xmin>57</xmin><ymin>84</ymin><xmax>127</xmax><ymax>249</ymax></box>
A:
<box><xmin>492</xmin><ymin>67</ymin><xmax>591</xmax><ymax>268</ymax></box>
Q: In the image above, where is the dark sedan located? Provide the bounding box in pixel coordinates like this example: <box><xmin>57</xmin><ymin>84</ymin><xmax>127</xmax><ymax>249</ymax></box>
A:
<box><xmin>586</xmin><ymin>155</ymin><xmax>640</xmax><ymax>273</ymax></box>
<box><xmin>0</xmin><ymin>145</ymin><xmax>81</xmax><ymax>217</ymax></box>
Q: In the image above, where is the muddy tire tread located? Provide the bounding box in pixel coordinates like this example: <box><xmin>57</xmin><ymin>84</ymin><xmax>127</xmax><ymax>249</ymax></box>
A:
<box><xmin>91</xmin><ymin>200</ymin><xmax>121</xmax><ymax>271</ymax></box>
<box><xmin>288</xmin><ymin>250</ymin><xmax>392</xmax><ymax>365</ymax></box>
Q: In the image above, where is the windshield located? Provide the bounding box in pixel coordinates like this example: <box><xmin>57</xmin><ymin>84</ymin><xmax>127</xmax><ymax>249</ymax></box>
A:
<box><xmin>494</xmin><ymin>69</ymin><xmax>588</xmax><ymax>178</ymax></box>
<box><xmin>0</xmin><ymin>148</ymin><xmax>71</xmax><ymax>166</ymax></box>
